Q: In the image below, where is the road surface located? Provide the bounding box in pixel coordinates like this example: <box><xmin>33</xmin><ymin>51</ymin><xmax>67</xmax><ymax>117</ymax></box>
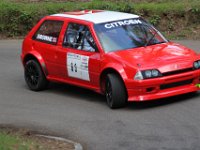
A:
<box><xmin>0</xmin><ymin>40</ymin><xmax>200</xmax><ymax>150</ymax></box>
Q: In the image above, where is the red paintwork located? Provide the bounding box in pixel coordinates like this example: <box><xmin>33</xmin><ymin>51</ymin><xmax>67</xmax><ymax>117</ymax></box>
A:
<box><xmin>63</xmin><ymin>10</ymin><xmax>103</xmax><ymax>15</ymax></box>
<box><xmin>21</xmin><ymin>11</ymin><xmax>200</xmax><ymax>101</ymax></box>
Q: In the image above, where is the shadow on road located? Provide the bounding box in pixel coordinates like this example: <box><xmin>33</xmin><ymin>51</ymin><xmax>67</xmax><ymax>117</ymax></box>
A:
<box><xmin>48</xmin><ymin>82</ymin><xmax>105</xmax><ymax>103</ymax></box>
<box><xmin>46</xmin><ymin>82</ymin><xmax>200</xmax><ymax>110</ymax></box>
<box><xmin>127</xmin><ymin>92</ymin><xmax>199</xmax><ymax>110</ymax></box>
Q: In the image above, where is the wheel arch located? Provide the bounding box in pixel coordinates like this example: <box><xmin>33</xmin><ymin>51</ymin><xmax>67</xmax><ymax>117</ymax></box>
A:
<box><xmin>100</xmin><ymin>67</ymin><xmax>127</xmax><ymax>94</ymax></box>
<box><xmin>23</xmin><ymin>52</ymin><xmax>48</xmax><ymax>76</ymax></box>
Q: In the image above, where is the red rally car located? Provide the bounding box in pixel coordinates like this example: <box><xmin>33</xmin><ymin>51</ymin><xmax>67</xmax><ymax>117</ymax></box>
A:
<box><xmin>21</xmin><ymin>10</ymin><xmax>200</xmax><ymax>109</ymax></box>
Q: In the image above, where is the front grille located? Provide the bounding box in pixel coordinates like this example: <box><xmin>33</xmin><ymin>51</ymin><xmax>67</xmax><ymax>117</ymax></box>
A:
<box><xmin>162</xmin><ymin>68</ymin><xmax>193</xmax><ymax>76</ymax></box>
<box><xmin>160</xmin><ymin>79</ymin><xmax>193</xmax><ymax>90</ymax></box>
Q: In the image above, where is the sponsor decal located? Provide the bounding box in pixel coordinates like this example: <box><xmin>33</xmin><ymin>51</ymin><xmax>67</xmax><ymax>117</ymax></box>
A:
<box><xmin>104</xmin><ymin>19</ymin><xmax>142</xmax><ymax>29</ymax></box>
<box><xmin>36</xmin><ymin>34</ymin><xmax>57</xmax><ymax>43</ymax></box>
<box><xmin>67</xmin><ymin>53</ymin><xmax>90</xmax><ymax>81</ymax></box>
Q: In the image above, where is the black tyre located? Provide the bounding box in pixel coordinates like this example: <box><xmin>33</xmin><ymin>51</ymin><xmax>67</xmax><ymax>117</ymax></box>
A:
<box><xmin>105</xmin><ymin>74</ymin><xmax>127</xmax><ymax>109</ymax></box>
<box><xmin>24</xmin><ymin>60</ymin><xmax>48</xmax><ymax>91</ymax></box>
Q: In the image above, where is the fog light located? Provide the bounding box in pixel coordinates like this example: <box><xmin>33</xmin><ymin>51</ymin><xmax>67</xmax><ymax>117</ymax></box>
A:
<box><xmin>146</xmin><ymin>87</ymin><xmax>156</xmax><ymax>92</ymax></box>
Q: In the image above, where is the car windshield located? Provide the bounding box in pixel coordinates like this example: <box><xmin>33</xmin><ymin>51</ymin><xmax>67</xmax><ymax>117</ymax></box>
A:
<box><xmin>94</xmin><ymin>18</ymin><xmax>168</xmax><ymax>52</ymax></box>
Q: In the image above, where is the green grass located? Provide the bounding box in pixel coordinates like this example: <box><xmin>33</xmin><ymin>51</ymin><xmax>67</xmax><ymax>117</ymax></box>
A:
<box><xmin>0</xmin><ymin>131</ymin><xmax>42</xmax><ymax>150</ymax></box>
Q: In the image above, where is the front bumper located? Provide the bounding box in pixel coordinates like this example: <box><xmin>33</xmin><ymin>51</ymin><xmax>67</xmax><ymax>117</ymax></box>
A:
<box><xmin>125</xmin><ymin>70</ymin><xmax>200</xmax><ymax>101</ymax></box>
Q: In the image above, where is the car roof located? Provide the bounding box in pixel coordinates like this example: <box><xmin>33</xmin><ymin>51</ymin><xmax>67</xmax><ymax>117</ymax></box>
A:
<box><xmin>51</xmin><ymin>10</ymin><xmax>139</xmax><ymax>24</ymax></box>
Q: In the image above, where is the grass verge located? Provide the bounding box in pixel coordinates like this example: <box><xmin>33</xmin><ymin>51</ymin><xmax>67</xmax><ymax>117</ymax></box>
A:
<box><xmin>0</xmin><ymin>127</ymin><xmax>75</xmax><ymax>150</ymax></box>
<box><xmin>0</xmin><ymin>130</ymin><xmax>43</xmax><ymax>150</ymax></box>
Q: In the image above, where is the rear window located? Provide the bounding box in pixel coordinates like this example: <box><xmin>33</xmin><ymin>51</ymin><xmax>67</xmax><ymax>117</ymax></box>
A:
<box><xmin>33</xmin><ymin>20</ymin><xmax>63</xmax><ymax>44</ymax></box>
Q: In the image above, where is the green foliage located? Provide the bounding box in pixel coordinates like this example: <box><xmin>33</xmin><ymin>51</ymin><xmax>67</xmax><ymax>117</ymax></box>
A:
<box><xmin>149</xmin><ymin>15</ymin><xmax>160</xmax><ymax>26</ymax></box>
<box><xmin>191</xmin><ymin>8</ymin><xmax>200</xmax><ymax>14</ymax></box>
<box><xmin>191</xmin><ymin>7</ymin><xmax>200</xmax><ymax>23</ymax></box>
<box><xmin>0</xmin><ymin>0</ymin><xmax>200</xmax><ymax>39</ymax></box>
<box><xmin>0</xmin><ymin>2</ymin><xmax>34</xmax><ymax>36</ymax></box>
<box><xmin>167</xmin><ymin>19</ymin><xmax>175</xmax><ymax>31</ymax></box>
<box><xmin>86</xmin><ymin>1</ymin><xmax>134</xmax><ymax>13</ymax></box>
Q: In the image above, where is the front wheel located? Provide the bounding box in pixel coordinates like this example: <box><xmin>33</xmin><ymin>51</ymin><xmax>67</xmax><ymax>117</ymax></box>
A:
<box><xmin>24</xmin><ymin>60</ymin><xmax>48</xmax><ymax>91</ymax></box>
<box><xmin>105</xmin><ymin>74</ymin><xmax>127</xmax><ymax>109</ymax></box>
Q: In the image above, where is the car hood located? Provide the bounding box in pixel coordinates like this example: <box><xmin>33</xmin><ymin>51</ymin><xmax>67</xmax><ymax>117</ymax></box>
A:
<box><xmin>109</xmin><ymin>42</ymin><xmax>197</xmax><ymax>73</ymax></box>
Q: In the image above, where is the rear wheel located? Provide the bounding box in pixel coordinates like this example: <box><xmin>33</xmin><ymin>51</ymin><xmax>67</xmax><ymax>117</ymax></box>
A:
<box><xmin>24</xmin><ymin>60</ymin><xmax>48</xmax><ymax>91</ymax></box>
<box><xmin>105</xmin><ymin>74</ymin><xmax>127</xmax><ymax>109</ymax></box>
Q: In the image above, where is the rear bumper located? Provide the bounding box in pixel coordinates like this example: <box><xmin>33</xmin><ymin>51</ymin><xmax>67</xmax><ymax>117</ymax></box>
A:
<box><xmin>125</xmin><ymin>70</ymin><xmax>200</xmax><ymax>101</ymax></box>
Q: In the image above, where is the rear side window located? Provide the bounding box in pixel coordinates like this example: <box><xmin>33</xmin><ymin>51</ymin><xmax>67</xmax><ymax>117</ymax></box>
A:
<box><xmin>33</xmin><ymin>20</ymin><xmax>63</xmax><ymax>44</ymax></box>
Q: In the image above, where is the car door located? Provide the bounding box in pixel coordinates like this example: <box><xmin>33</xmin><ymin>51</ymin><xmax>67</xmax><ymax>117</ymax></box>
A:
<box><xmin>56</xmin><ymin>22</ymin><xmax>101</xmax><ymax>88</ymax></box>
<box><xmin>32</xmin><ymin>20</ymin><xmax>64</xmax><ymax>76</ymax></box>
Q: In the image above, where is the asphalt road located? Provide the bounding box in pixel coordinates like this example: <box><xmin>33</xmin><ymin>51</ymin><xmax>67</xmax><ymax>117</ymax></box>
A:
<box><xmin>0</xmin><ymin>40</ymin><xmax>200</xmax><ymax>150</ymax></box>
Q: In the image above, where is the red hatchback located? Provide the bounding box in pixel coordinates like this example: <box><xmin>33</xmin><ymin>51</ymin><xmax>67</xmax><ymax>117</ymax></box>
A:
<box><xmin>21</xmin><ymin>10</ymin><xmax>200</xmax><ymax>108</ymax></box>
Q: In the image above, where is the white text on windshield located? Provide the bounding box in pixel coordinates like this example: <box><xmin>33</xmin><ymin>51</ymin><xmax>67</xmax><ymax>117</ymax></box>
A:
<box><xmin>104</xmin><ymin>19</ymin><xmax>142</xmax><ymax>29</ymax></box>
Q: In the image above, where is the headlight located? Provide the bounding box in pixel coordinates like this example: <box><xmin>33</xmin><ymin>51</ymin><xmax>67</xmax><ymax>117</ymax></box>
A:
<box><xmin>194</xmin><ymin>60</ymin><xmax>200</xmax><ymax>69</ymax></box>
<box><xmin>134</xmin><ymin>71</ymin><xmax>143</xmax><ymax>80</ymax></box>
<box><xmin>152</xmin><ymin>70</ymin><xmax>159</xmax><ymax>77</ymax></box>
<box><xmin>134</xmin><ymin>69</ymin><xmax>162</xmax><ymax>80</ymax></box>
<box><xmin>142</xmin><ymin>69</ymin><xmax>162</xmax><ymax>79</ymax></box>
<box><xmin>144</xmin><ymin>70</ymin><xmax>152</xmax><ymax>78</ymax></box>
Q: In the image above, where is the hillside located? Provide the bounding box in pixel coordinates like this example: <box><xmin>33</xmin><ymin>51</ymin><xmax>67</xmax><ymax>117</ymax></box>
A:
<box><xmin>0</xmin><ymin>0</ymin><xmax>200</xmax><ymax>39</ymax></box>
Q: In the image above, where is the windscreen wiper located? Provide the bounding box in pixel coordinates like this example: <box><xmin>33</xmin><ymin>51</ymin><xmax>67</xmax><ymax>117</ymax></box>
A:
<box><xmin>145</xmin><ymin>30</ymin><xmax>157</xmax><ymax>47</ymax></box>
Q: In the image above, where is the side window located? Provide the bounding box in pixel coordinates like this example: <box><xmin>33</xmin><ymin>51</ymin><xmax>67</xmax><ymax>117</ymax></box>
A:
<box><xmin>63</xmin><ymin>23</ymin><xmax>97</xmax><ymax>52</ymax></box>
<box><xmin>33</xmin><ymin>20</ymin><xmax>63</xmax><ymax>44</ymax></box>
